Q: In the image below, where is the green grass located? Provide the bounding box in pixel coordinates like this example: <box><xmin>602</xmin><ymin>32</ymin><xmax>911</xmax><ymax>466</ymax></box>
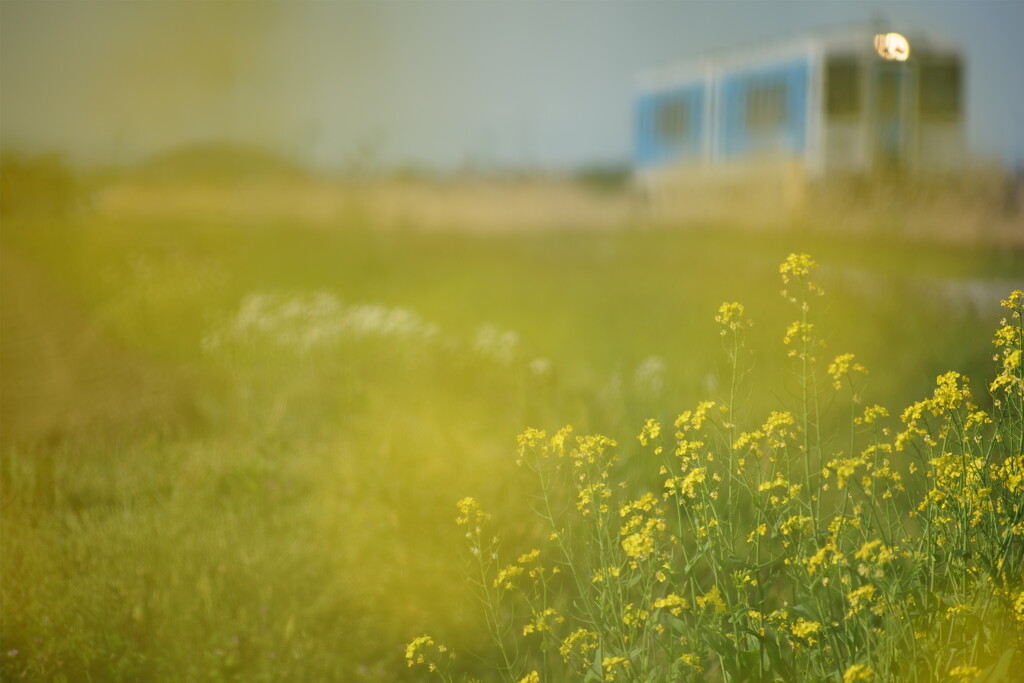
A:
<box><xmin>1</xmin><ymin>203</ymin><xmax>1022</xmax><ymax>681</ymax></box>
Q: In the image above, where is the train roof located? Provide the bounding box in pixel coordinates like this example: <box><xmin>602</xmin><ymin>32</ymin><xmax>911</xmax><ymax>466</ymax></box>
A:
<box><xmin>637</xmin><ymin>23</ymin><xmax>962</xmax><ymax>93</ymax></box>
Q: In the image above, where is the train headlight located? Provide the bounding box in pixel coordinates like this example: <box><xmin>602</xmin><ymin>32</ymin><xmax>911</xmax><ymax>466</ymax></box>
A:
<box><xmin>874</xmin><ymin>32</ymin><xmax>910</xmax><ymax>61</ymax></box>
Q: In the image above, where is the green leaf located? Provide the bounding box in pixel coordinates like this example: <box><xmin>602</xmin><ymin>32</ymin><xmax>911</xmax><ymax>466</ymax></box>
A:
<box><xmin>979</xmin><ymin>648</ymin><xmax>1017</xmax><ymax>683</ymax></box>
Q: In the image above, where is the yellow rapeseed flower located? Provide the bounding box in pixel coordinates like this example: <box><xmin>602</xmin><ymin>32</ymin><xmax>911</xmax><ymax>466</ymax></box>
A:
<box><xmin>591</xmin><ymin>566</ymin><xmax>621</xmax><ymax>584</ymax></box>
<box><xmin>1011</xmin><ymin>590</ymin><xmax>1024</xmax><ymax>624</ymax></box>
<box><xmin>779</xmin><ymin>253</ymin><xmax>824</xmax><ymax>299</ymax></box>
<box><xmin>620</xmin><ymin>514</ymin><xmax>665</xmax><ymax>560</ymax></box>
<box><xmin>846</xmin><ymin>584</ymin><xmax>877</xmax><ymax>618</ymax></box>
<box><xmin>549</xmin><ymin>425</ymin><xmax>573</xmax><ymax>457</ymax></box>
<box><xmin>602</xmin><ymin>656</ymin><xmax>628</xmax><ymax>681</ymax></box>
<box><xmin>622</xmin><ymin>603</ymin><xmax>648</xmax><ymax>628</ymax></box>
<box><xmin>828</xmin><ymin>352</ymin><xmax>867</xmax><ymax>389</ymax></box>
<box><xmin>1000</xmin><ymin>289</ymin><xmax>1024</xmax><ymax>313</ymax></box>
<box><xmin>522</xmin><ymin>608</ymin><xmax>562</xmax><ymax>636</ymax></box>
<box><xmin>404</xmin><ymin>635</ymin><xmax>434</xmax><ymax>666</ymax></box>
<box><xmin>783</xmin><ymin>320</ymin><xmax>814</xmax><ymax>348</ymax></box>
<box><xmin>747</xmin><ymin>523</ymin><xmax>768</xmax><ymax>543</ymax></box>
<box><xmin>715</xmin><ymin>301</ymin><xmax>748</xmax><ymax>333</ymax></box>
<box><xmin>493</xmin><ymin>563</ymin><xmax>524</xmax><ymax>590</ymax></box>
<box><xmin>696</xmin><ymin>585</ymin><xmax>726</xmax><ymax>614</ymax></box>
<box><xmin>559</xmin><ymin>628</ymin><xmax>598</xmax><ymax>663</ymax></box>
<box><xmin>619</xmin><ymin>492</ymin><xmax>659</xmax><ymax>517</ymax></box>
<box><xmin>779</xmin><ymin>253</ymin><xmax>817</xmax><ymax>282</ymax></box>
<box><xmin>664</xmin><ymin>467</ymin><xmax>707</xmax><ymax>499</ymax></box>
<box><xmin>948</xmin><ymin>665</ymin><xmax>981</xmax><ymax>682</ymax></box>
<box><xmin>638</xmin><ymin>418</ymin><xmax>660</xmax><ymax>446</ymax></box>
<box><xmin>652</xmin><ymin>592</ymin><xmax>690</xmax><ymax>616</ymax></box>
<box><xmin>790</xmin><ymin>617</ymin><xmax>822</xmax><ymax>645</ymax></box>
<box><xmin>856</xmin><ymin>404</ymin><xmax>889</xmax><ymax>425</ymax></box>
<box><xmin>680</xmin><ymin>653</ymin><xmax>704</xmax><ymax>673</ymax></box>
<box><xmin>843</xmin><ymin>663</ymin><xmax>874</xmax><ymax>682</ymax></box>
<box><xmin>854</xmin><ymin>539</ymin><xmax>882</xmax><ymax>562</ymax></box>
<box><xmin>455</xmin><ymin>497</ymin><xmax>490</xmax><ymax>527</ymax></box>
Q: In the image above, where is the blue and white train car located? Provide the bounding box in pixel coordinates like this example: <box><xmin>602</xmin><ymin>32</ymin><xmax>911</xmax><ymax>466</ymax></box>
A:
<box><xmin>634</xmin><ymin>26</ymin><xmax>965</xmax><ymax>186</ymax></box>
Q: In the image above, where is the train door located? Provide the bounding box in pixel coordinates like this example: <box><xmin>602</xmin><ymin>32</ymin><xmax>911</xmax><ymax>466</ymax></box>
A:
<box><xmin>872</xmin><ymin>62</ymin><xmax>915</xmax><ymax>172</ymax></box>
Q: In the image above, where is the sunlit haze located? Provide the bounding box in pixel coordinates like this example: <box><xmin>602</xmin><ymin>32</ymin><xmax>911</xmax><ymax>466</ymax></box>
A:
<box><xmin>4</xmin><ymin>3</ymin><xmax>1024</xmax><ymax>682</ymax></box>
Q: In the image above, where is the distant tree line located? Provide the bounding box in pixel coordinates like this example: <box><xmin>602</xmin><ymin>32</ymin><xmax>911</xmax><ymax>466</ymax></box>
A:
<box><xmin>0</xmin><ymin>152</ymin><xmax>77</xmax><ymax>217</ymax></box>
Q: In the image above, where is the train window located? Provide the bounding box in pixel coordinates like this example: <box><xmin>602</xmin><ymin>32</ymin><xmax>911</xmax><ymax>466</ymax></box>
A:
<box><xmin>919</xmin><ymin>60</ymin><xmax>962</xmax><ymax>120</ymax></box>
<box><xmin>745</xmin><ymin>80</ymin><xmax>787</xmax><ymax>130</ymax></box>
<box><xmin>655</xmin><ymin>98</ymin><xmax>690</xmax><ymax>144</ymax></box>
<box><xmin>826</xmin><ymin>58</ymin><xmax>861</xmax><ymax>117</ymax></box>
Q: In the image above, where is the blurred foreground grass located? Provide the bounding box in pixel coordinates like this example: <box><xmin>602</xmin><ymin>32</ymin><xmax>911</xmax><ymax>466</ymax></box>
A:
<box><xmin>1</xmin><ymin>179</ymin><xmax>1022</xmax><ymax>680</ymax></box>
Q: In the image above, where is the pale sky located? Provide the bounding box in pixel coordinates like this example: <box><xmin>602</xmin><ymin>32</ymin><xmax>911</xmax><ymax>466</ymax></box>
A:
<box><xmin>2</xmin><ymin>1</ymin><xmax>1022</xmax><ymax>171</ymax></box>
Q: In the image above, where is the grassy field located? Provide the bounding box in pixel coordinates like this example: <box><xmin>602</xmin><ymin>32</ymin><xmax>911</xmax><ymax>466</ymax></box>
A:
<box><xmin>1</xmin><ymin>178</ymin><xmax>1022</xmax><ymax>681</ymax></box>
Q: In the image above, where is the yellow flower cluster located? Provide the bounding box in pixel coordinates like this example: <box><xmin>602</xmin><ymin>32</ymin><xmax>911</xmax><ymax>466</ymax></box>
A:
<box><xmin>778</xmin><ymin>514</ymin><xmax>813</xmax><ymax>543</ymax></box>
<box><xmin>637</xmin><ymin>418</ymin><xmax>660</xmax><ymax>446</ymax></box>
<box><xmin>679</xmin><ymin>653</ymin><xmax>704</xmax><ymax>673</ymax></box>
<box><xmin>789</xmin><ymin>617</ymin><xmax>822</xmax><ymax>646</ymax></box>
<box><xmin>855</xmin><ymin>404</ymin><xmax>889</xmax><ymax>425</ymax></box>
<box><xmin>696</xmin><ymin>585</ymin><xmax>726</xmax><ymax>614</ymax></box>
<box><xmin>757</xmin><ymin>472</ymin><xmax>801</xmax><ymax>506</ymax></box>
<box><xmin>577</xmin><ymin>482</ymin><xmax>613</xmax><ymax>516</ymax></box>
<box><xmin>522</xmin><ymin>607</ymin><xmax>563</xmax><ymax>636</ymax></box>
<box><xmin>662</xmin><ymin>402</ymin><xmax>716</xmax><ymax>466</ymax></box>
<box><xmin>917</xmin><ymin>448</ymin><xmax>994</xmax><ymax>531</ymax></box>
<box><xmin>990</xmin><ymin>290</ymin><xmax>1023</xmax><ymax>396</ymax></box>
<box><xmin>853</xmin><ymin>539</ymin><xmax>895</xmax><ymax>564</ymax></box>
<box><xmin>779</xmin><ymin>252</ymin><xmax>815</xmax><ymax>279</ymax></box>
<box><xmin>763</xmin><ymin>410</ymin><xmax>797</xmax><ymax>448</ymax></box>
<box><xmin>779</xmin><ymin>252</ymin><xmax>825</xmax><ymax>302</ymax></box>
<box><xmin>948</xmin><ymin>665</ymin><xmax>982</xmax><ymax>682</ymax></box>
<box><xmin>805</xmin><ymin>536</ymin><xmax>846</xmax><ymax>575</ymax></box>
<box><xmin>404</xmin><ymin>634</ymin><xmax>435</xmax><ymax>667</ymax></box>
<box><xmin>572</xmin><ymin>434</ymin><xmax>618</xmax><ymax>467</ymax></box>
<box><xmin>559</xmin><ymin>628</ymin><xmax>598</xmax><ymax>666</ymax></box>
<box><xmin>621</xmin><ymin>602</ymin><xmax>649</xmax><ymax>629</ymax></box>
<box><xmin>652</xmin><ymin>592</ymin><xmax>690</xmax><ymax>616</ymax></box>
<box><xmin>493</xmin><ymin>563</ymin><xmax>524</xmax><ymax>590</ymax></box>
<box><xmin>823</xmin><ymin>443</ymin><xmax>900</xmax><ymax>497</ymax></box>
<box><xmin>895</xmin><ymin>371</ymin><xmax>975</xmax><ymax>450</ymax></box>
<box><xmin>733</xmin><ymin>410</ymin><xmax>795</xmax><ymax>455</ymax></box>
<box><xmin>620</xmin><ymin>515</ymin><xmax>666</xmax><ymax>561</ymax></box>
<box><xmin>493</xmin><ymin>549</ymin><xmax>545</xmax><ymax>590</ymax></box>
<box><xmin>843</xmin><ymin>663</ymin><xmax>874</xmax><ymax>682</ymax></box>
<box><xmin>845</xmin><ymin>584</ymin><xmax>880</xmax><ymax>618</ymax></box>
<box><xmin>715</xmin><ymin>301</ymin><xmax>748</xmax><ymax>333</ymax></box>
<box><xmin>516</xmin><ymin>427</ymin><xmax>548</xmax><ymax>456</ymax></box>
<box><xmin>1013</xmin><ymin>590</ymin><xmax>1024</xmax><ymax>625</ymax></box>
<box><xmin>601</xmin><ymin>656</ymin><xmax>628</xmax><ymax>681</ymax></box>
<box><xmin>746</xmin><ymin>523</ymin><xmax>767</xmax><ymax>544</ymax></box>
<box><xmin>455</xmin><ymin>497</ymin><xmax>490</xmax><ymax>527</ymax></box>
<box><xmin>619</xmin><ymin>492</ymin><xmax>658</xmax><ymax>517</ymax></box>
<box><xmin>404</xmin><ymin>634</ymin><xmax>452</xmax><ymax>673</ymax></box>
<box><xmin>1002</xmin><ymin>289</ymin><xmax>1024</xmax><ymax>312</ymax></box>
<box><xmin>675</xmin><ymin>400</ymin><xmax>716</xmax><ymax>432</ymax></box>
<box><xmin>931</xmin><ymin>371</ymin><xmax>973</xmax><ymax>412</ymax></box>
<box><xmin>663</xmin><ymin>467</ymin><xmax>706</xmax><ymax>500</ymax></box>
<box><xmin>783</xmin><ymin>320</ymin><xmax>815</xmax><ymax>358</ymax></box>
<box><xmin>828</xmin><ymin>352</ymin><xmax>867</xmax><ymax>390</ymax></box>
<box><xmin>991</xmin><ymin>455</ymin><xmax>1024</xmax><ymax>496</ymax></box>
<box><xmin>591</xmin><ymin>565</ymin><xmax>621</xmax><ymax>584</ymax></box>
<box><xmin>823</xmin><ymin>455</ymin><xmax>864</xmax><ymax>491</ymax></box>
